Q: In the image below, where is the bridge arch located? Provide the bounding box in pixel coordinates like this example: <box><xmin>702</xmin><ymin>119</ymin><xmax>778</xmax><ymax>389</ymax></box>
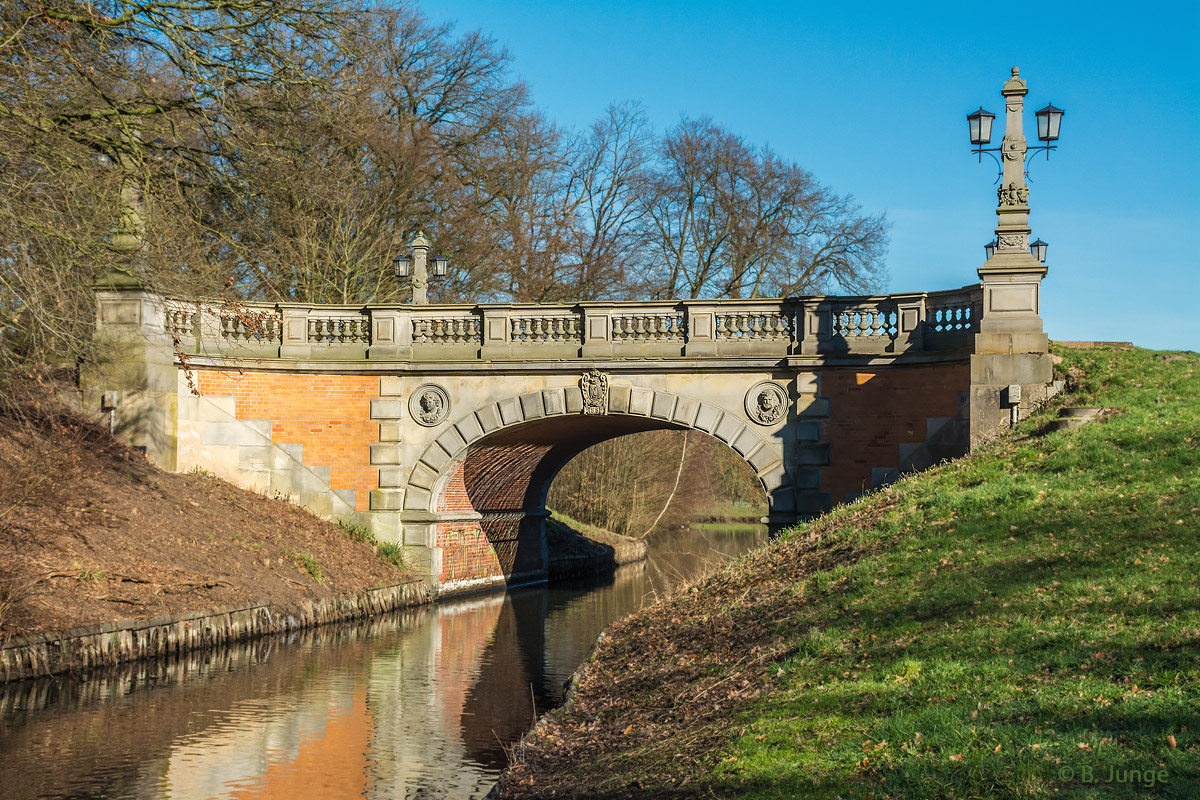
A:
<box><xmin>398</xmin><ymin>385</ymin><xmax>792</xmax><ymax>594</ymax></box>
<box><xmin>402</xmin><ymin>385</ymin><xmax>789</xmax><ymax>515</ymax></box>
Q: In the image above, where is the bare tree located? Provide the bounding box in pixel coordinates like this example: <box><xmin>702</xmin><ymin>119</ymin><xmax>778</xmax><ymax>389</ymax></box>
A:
<box><xmin>0</xmin><ymin>0</ymin><xmax>347</xmax><ymax>371</ymax></box>
<box><xmin>562</xmin><ymin>102</ymin><xmax>655</xmax><ymax>300</ymax></box>
<box><xmin>639</xmin><ymin>117</ymin><xmax>889</xmax><ymax>299</ymax></box>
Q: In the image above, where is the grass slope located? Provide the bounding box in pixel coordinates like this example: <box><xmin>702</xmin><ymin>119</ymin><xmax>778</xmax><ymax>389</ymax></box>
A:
<box><xmin>498</xmin><ymin>346</ymin><xmax>1199</xmax><ymax>799</ymax></box>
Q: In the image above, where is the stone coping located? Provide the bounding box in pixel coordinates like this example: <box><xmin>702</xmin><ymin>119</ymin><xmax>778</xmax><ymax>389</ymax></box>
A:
<box><xmin>1052</xmin><ymin>341</ymin><xmax>1135</xmax><ymax>351</ymax></box>
<box><xmin>0</xmin><ymin>580</ymin><xmax>430</xmax><ymax>685</ymax></box>
<box><xmin>177</xmin><ymin>349</ymin><xmax>975</xmax><ymax>374</ymax></box>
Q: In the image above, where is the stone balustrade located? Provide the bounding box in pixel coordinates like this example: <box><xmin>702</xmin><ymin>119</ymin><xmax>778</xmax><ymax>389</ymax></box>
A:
<box><xmin>163</xmin><ymin>285</ymin><xmax>982</xmax><ymax>363</ymax></box>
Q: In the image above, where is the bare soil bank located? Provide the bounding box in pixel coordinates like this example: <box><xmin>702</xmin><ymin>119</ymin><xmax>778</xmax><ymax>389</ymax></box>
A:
<box><xmin>0</xmin><ymin>396</ymin><xmax>414</xmax><ymax>643</ymax></box>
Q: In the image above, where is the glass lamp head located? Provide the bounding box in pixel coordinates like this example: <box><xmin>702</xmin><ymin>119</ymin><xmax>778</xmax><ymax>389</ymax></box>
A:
<box><xmin>1029</xmin><ymin>239</ymin><xmax>1049</xmax><ymax>263</ymax></box>
<box><xmin>1035</xmin><ymin>103</ymin><xmax>1064</xmax><ymax>142</ymax></box>
<box><xmin>967</xmin><ymin>107</ymin><xmax>995</xmax><ymax>146</ymax></box>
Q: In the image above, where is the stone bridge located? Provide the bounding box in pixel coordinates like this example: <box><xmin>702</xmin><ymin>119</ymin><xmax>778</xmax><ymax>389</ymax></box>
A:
<box><xmin>91</xmin><ymin>264</ymin><xmax>1052</xmax><ymax>596</ymax></box>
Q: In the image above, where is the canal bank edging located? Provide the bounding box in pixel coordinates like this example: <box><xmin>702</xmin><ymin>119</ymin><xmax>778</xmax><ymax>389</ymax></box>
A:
<box><xmin>547</xmin><ymin>539</ymin><xmax>647</xmax><ymax>580</ymax></box>
<box><xmin>1</xmin><ymin>522</ymin><xmax>647</xmax><ymax>685</ymax></box>
<box><xmin>0</xmin><ymin>579</ymin><xmax>430</xmax><ymax>685</ymax></box>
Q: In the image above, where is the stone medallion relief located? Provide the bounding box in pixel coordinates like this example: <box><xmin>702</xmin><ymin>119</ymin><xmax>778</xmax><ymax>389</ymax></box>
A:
<box><xmin>745</xmin><ymin>381</ymin><xmax>787</xmax><ymax>425</ymax></box>
<box><xmin>409</xmin><ymin>383</ymin><xmax>451</xmax><ymax>426</ymax></box>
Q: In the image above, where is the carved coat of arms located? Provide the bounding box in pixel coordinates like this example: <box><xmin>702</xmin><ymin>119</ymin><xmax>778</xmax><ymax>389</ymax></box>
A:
<box><xmin>581</xmin><ymin>370</ymin><xmax>609</xmax><ymax>415</ymax></box>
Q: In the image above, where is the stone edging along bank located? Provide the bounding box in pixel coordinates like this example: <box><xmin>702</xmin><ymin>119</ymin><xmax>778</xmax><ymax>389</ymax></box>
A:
<box><xmin>0</xmin><ymin>580</ymin><xmax>430</xmax><ymax>685</ymax></box>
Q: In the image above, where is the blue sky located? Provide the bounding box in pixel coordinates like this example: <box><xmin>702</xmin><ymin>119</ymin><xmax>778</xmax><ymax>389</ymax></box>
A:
<box><xmin>430</xmin><ymin>1</ymin><xmax>1198</xmax><ymax>350</ymax></box>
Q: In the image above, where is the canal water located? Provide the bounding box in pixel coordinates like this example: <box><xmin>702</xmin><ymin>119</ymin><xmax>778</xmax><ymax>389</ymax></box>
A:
<box><xmin>0</xmin><ymin>523</ymin><xmax>765</xmax><ymax>799</ymax></box>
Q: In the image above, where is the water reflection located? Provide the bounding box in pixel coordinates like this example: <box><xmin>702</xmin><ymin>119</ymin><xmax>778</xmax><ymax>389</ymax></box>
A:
<box><xmin>0</xmin><ymin>524</ymin><xmax>764</xmax><ymax>799</ymax></box>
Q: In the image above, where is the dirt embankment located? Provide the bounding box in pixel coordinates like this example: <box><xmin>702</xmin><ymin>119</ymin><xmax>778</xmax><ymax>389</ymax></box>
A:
<box><xmin>0</xmin><ymin>394</ymin><xmax>417</xmax><ymax>643</ymax></box>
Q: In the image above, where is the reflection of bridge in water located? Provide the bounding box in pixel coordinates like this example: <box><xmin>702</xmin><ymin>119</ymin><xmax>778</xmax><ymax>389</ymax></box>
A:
<box><xmin>92</xmin><ymin>253</ymin><xmax>1053</xmax><ymax>596</ymax></box>
<box><xmin>0</xmin><ymin>528</ymin><xmax>755</xmax><ymax>799</ymax></box>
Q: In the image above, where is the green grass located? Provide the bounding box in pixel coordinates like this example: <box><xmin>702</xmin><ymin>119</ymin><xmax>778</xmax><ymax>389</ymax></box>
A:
<box><xmin>337</xmin><ymin>517</ymin><xmax>376</xmax><ymax>545</ymax></box>
<box><xmin>691</xmin><ymin>521</ymin><xmax>765</xmax><ymax>534</ymax></box>
<box><xmin>716</xmin><ymin>346</ymin><xmax>1200</xmax><ymax>798</ymax></box>
<box><xmin>377</xmin><ymin>541</ymin><xmax>409</xmax><ymax>571</ymax></box>
<box><xmin>548</xmin><ymin>508</ymin><xmax>635</xmax><ymax>542</ymax></box>
<box><xmin>337</xmin><ymin>518</ymin><xmax>412</xmax><ymax>572</ymax></box>
<box><xmin>509</xmin><ymin>346</ymin><xmax>1199</xmax><ymax>799</ymax></box>
<box><xmin>282</xmin><ymin>548</ymin><xmax>324</xmax><ymax>585</ymax></box>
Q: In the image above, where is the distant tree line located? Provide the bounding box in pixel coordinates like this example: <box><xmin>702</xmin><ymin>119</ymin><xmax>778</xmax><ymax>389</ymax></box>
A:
<box><xmin>1</xmin><ymin>0</ymin><xmax>889</xmax><ymax>373</ymax></box>
<box><xmin>548</xmin><ymin>430</ymin><xmax>766</xmax><ymax>538</ymax></box>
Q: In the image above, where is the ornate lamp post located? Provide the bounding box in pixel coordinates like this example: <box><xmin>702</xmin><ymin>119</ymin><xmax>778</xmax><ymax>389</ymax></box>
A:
<box><xmin>968</xmin><ymin>67</ymin><xmax>1064</xmax><ymax>266</ymax></box>
<box><xmin>964</xmin><ymin>67</ymin><xmax>1060</xmax><ymax>446</ymax></box>
<box><xmin>392</xmin><ymin>231</ymin><xmax>450</xmax><ymax>305</ymax></box>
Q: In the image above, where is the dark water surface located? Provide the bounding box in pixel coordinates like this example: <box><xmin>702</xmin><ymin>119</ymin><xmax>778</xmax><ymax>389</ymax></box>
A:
<box><xmin>0</xmin><ymin>524</ymin><xmax>765</xmax><ymax>799</ymax></box>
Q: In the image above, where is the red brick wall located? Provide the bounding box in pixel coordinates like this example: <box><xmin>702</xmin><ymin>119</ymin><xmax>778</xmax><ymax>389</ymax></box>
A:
<box><xmin>436</xmin><ymin>523</ymin><xmax>505</xmax><ymax>584</ymax></box>
<box><xmin>438</xmin><ymin>462</ymin><xmax>473</xmax><ymax>514</ymax></box>
<box><xmin>436</xmin><ymin>459</ymin><xmax>547</xmax><ymax>584</ymax></box>
<box><xmin>196</xmin><ymin>370</ymin><xmax>379</xmax><ymax>511</ymax></box>
<box><xmin>820</xmin><ymin>363</ymin><xmax>969</xmax><ymax>503</ymax></box>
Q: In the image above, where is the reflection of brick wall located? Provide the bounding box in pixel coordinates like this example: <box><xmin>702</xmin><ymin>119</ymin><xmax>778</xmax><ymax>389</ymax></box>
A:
<box><xmin>197</xmin><ymin>371</ymin><xmax>379</xmax><ymax>511</ymax></box>
<box><xmin>820</xmin><ymin>364</ymin><xmax>969</xmax><ymax>504</ymax></box>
